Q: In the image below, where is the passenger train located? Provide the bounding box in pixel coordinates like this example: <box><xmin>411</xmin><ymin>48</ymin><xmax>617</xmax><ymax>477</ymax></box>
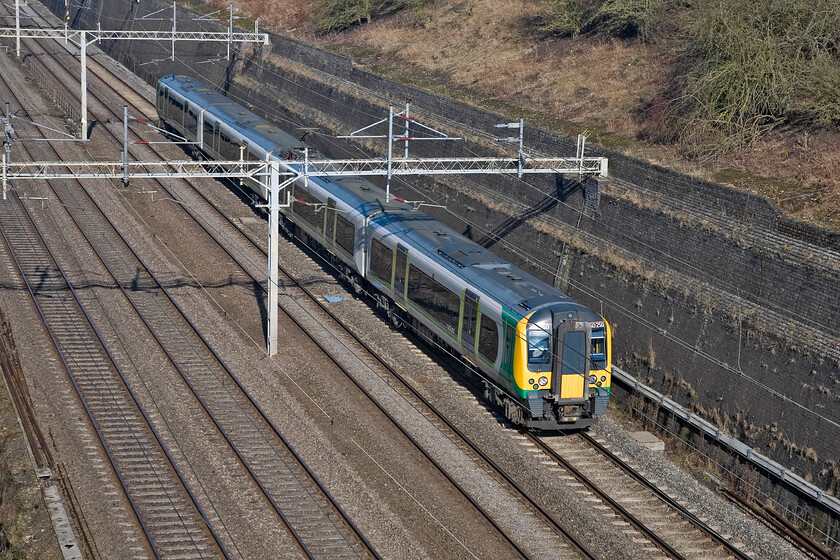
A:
<box><xmin>156</xmin><ymin>74</ymin><xmax>612</xmax><ymax>430</ymax></box>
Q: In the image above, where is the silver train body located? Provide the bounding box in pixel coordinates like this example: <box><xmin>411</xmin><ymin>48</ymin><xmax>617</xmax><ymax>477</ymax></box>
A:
<box><xmin>156</xmin><ymin>74</ymin><xmax>612</xmax><ymax>430</ymax></box>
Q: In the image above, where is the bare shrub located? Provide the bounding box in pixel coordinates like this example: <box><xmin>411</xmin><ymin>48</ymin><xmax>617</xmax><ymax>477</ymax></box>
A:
<box><xmin>666</xmin><ymin>0</ymin><xmax>840</xmax><ymax>155</ymax></box>
<box><xmin>314</xmin><ymin>0</ymin><xmax>428</xmax><ymax>32</ymax></box>
<box><xmin>540</xmin><ymin>0</ymin><xmax>665</xmax><ymax>40</ymax></box>
<box><xmin>539</xmin><ymin>0</ymin><xmax>602</xmax><ymax>37</ymax></box>
<box><xmin>589</xmin><ymin>0</ymin><xmax>665</xmax><ymax>40</ymax></box>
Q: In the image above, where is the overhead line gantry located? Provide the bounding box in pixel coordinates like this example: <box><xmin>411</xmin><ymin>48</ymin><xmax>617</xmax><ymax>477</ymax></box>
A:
<box><xmin>0</xmin><ymin>4</ymin><xmax>607</xmax><ymax>355</ymax></box>
<box><xmin>0</xmin><ymin>0</ymin><xmax>268</xmax><ymax>140</ymax></box>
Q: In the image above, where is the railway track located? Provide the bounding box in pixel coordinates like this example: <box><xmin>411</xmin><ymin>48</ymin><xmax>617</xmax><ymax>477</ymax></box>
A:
<box><xmin>0</xmin><ymin>190</ymin><xmax>226</xmax><ymax>559</ymax></box>
<box><xmin>1</xmin><ymin>18</ymin><xmax>381</xmax><ymax>559</ymax></box>
<box><xmin>0</xmin><ymin>309</ymin><xmax>53</xmax><ymax>478</ymax></box>
<box><xmin>46</xmin><ymin>161</ymin><xmax>379</xmax><ymax>560</ymax></box>
<box><xmin>60</xmin><ymin>57</ymin><xmax>695</xmax><ymax>558</ymax></box>
<box><xmin>2</xmin><ymin>2</ymin><xmax>830</xmax><ymax>559</ymax></box>
<box><xmin>92</xmin><ymin>73</ymin><xmax>597</xmax><ymax>560</ymax></box>
<box><xmin>530</xmin><ymin>432</ymin><xmax>754</xmax><ymax>560</ymax></box>
<box><xmin>14</xmin><ymin>17</ymin><xmax>760</xmax><ymax>560</ymax></box>
<box><xmin>0</xmin><ymin>12</ymin><xmax>611</xmax><ymax>556</ymax></box>
<box><xmin>138</xmin><ymin>165</ymin><xmax>598</xmax><ymax>558</ymax></box>
<box><xmin>15</xmin><ymin>24</ymin><xmax>608</xmax><ymax>560</ymax></box>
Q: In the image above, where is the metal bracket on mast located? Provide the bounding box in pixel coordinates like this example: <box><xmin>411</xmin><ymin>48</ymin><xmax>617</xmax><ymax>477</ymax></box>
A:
<box><xmin>576</xmin><ymin>132</ymin><xmax>592</xmax><ymax>178</ymax></box>
<box><xmin>194</xmin><ymin>5</ymin><xmax>248</xmax><ymax>61</ymax></box>
<box><xmin>495</xmin><ymin>117</ymin><xmax>526</xmax><ymax>177</ymax></box>
<box><xmin>120</xmin><ymin>106</ymin><xmax>203</xmax><ymax>187</ymax></box>
<box><xmin>338</xmin><ymin>103</ymin><xmax>461</xmax><ymax>202</ymax></box>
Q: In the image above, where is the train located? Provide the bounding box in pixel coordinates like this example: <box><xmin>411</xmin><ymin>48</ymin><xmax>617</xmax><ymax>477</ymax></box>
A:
<box><xmin>156</xmin><ymin>74</ymin><xmax>612</xmax><ymax>430</ymax></box>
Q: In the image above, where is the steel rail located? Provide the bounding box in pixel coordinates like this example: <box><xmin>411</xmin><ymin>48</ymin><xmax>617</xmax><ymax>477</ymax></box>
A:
<box><xmin>54</xmin><ymin>168</ymin><xmax>378</xmax><ymax>560</ymax></box>
<box><xmin>527</xmin><ymin>433</ymin><xmax>688</xmax><ymax>560</ymax></box>
<box><xmin>46</xmin><ymin>34</ymin><xmax>571</xmax><ymax>559</ymax></box>
<box><xmin>18</xmin><ymin>9</ymin><xmax>598</xmax><ymax>557</ymax></box>
<box><xmin>0</xmin><ymin>195</ymin><xmax>230</xmax><ymax>560</ymax></box>
<box><xmin>579</xmin><ymin>431</ymin><xmax>754</xmax><ymax>560</ymax></box>
<box><xmin>60</xmin><ymin>42</ymin><xmax>587</xmax><ymax>557</ymax></box>
<box><xmin>0</xmin><ymin>53</ymin><xmax>234</xmax><ymax>560</ymax></box>
<box><xmin>720</xmin><ymin>488</ymin><xmax>835</xmax><ymax>560</ymax></box>
<box><xmin>0</xmin><ymin>318</ymin><xmax>54</xmax><ymax>475</ymax></box>
<box><xmin>112</xmin><ymin>119</ymin><xmax>535</xmax><ymax>560</ymax></box>
<box><xmin>165</xmin><ymin>192</ymin><xmax>541</xmax><ymax>560</ymax></box>
<box><xmin>64</xmin><ymin>6</ymin><xmax>838</xmax><ymax>556</ymax></box>
<box><xmin>143</xmin><ymin>120</ymin><xmax>599</xmax><ymax>560</ymax></box>
<box><xmin>8</xmin><ymin>15</ymin><xmax>381</xmax><ymax>558</ymax></box>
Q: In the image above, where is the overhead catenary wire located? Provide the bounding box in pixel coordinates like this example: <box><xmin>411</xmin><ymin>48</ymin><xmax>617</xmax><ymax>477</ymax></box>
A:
<box><xmin>213</xmin><ymin>48</ymin><xmax>839</xmax><ymax>431</ymax></box>
<box><xmin>54</xmin><ymin>0</ymin><xmax>839</xmax><ymax>435</ymax></box>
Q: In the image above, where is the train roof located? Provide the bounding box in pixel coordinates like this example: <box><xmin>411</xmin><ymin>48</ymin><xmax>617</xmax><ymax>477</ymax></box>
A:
<box><xmin>369</xmin><ymin>207</ymin><xmax>596</xmax><ymax>319</ymax></box>
<box><xmin>159</xmin><ymin>74</ymin><xmax>303</xmax><ymax>155</ymax></box>
<box><xmin>294</xmin><ymin>163</ymin><xmax>595</xmax><ymax>319</ymax></box>
<box><xmin>159</xmin><ymin>74</ymin><xmax>600</xmax><ymax>322</ymax></box>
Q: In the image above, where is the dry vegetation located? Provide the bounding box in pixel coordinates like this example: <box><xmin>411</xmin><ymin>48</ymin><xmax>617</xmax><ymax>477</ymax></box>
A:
<box><xmin>213</xmin><ymin>0</ymin><xmax>840</xmax><ymax>233</ymax></box>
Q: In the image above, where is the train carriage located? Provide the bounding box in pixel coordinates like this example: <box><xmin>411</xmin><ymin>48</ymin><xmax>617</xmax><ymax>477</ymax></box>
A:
<box><xmin>157</xmin><ymin>74</ymin><xmax>612</xmax><ymax>430</ymax></box>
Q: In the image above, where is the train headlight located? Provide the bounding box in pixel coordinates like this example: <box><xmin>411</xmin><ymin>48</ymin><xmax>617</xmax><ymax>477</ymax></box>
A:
<box><xmin>596</xmin><ymin>382</ymin><xmax>602</xmax><ymax>387</ymax></box>
<box><xmin>528</xmin><ymin>378</ymin><xmax>535</xmax><ymax>385</ymax></box>
<box><xmin>538</xmin><ymin>376</ymin><xmax>548</xmax><ymax>387</ymax></box>
<box><xmin>601</xmin><ymin>376</ymin><xmax>606</xmax><ymax>382</ymax></box>
<box><xmin>589</xmin><ymin>375</ymin><xmax>597</xmax><ymax>384</ymax></box>
<box><xmin>533</xmin><ymin>384</ymin><xmax>539</xmax><ymax>390</ymax></box>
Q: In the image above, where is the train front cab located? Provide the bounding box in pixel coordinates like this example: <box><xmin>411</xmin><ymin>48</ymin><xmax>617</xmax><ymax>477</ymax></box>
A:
<box><xmin>513</xmin><ymin>308</ymin><xmax>611</xmax><ymax>430</ymax></box>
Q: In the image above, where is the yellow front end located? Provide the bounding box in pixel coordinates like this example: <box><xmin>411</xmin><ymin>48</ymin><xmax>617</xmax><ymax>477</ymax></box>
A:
<box><xmin>512</xmin><ymin>313</ymin><xmax>550</xmax><ymax>396</ymax></box>
<box><xmin>511</xmin><ymin>315</ymin><xmax>612</xmax><ymax>403</ymax></box>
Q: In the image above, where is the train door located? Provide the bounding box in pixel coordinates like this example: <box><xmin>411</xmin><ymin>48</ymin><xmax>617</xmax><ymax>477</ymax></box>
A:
<box><xmin>197</xmin><ymin>109</ymin><xmax>205</xmax><ymax>145</ymax></box>
<box><xmin>202</xmin><ymin>115</ymin><xmax>213</xmax><ymax>153</ymax></box>
<box><xmin>553</xmin><ymin>320</ymin><xmax>590</xmax><ymax>403</ymax></box>
<box><xmin>157</xmin><ymin>86</ymin><xmax>168</xmax><ymax>120</ymax></box>
<box><xmin>325</xmin><ymin>198</ymin><xmax>337</xmax><ymax>250</ymax></box>
<box><xmin>394</xmin><ymin>244</ymin><xmax>408</xmax><ymax>303</ymax></box>
<box><xmin>461</xmin><ymin>290</ymin><xmax>479</xmax><ymax>357</ymax></box>
<box><xmin>212</xmin><ymin>122</ymin><xmax>220</xmax><ymax>155</ymax></box>
<box><xmin>185</xmin><ymin>107</ymin><xmax>198</xmax><ymax>137</ymax></box>
<box><xmin>500</xmin><ymin>313</ymin><xmax>518</xmax><ymax>384</ymax></box>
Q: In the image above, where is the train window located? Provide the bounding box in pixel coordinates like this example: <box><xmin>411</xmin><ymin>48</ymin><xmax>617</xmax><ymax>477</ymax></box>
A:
<box><xmin>203</xmin><ymin>119</ymin><xmax>214</xmax><ymax>151</ymax></box>
<box><xmin>369</xmin><ymin>238</ymin><xmax>392</xmax><ymax>287</ymax></box>
<box><xmin>561</xmin><ymin>331</ymin><xmax>587</xmax><ymax>376</ymax></box>
<box><xmin>292</xmin><ymin>185</ymin><xmax>323</xmax><ymax>233</ymax></box>
<box><xmin>590</xmin><ymin>327</ymin><xmax>607</xmax><ymax>370</ymax></box>
<box><xmin>478</xmin><ymin>316</ymin><xmax>499</xmax><ymax>363</ymax></box>
<box><xmin>408</xmin><ymin>264</ymin><xmax>460</xmax><ymax>335</ymax></box>
<box><xmin>335</xmin><ymin>213</ymin><xmax>355</xmax><ymax>255</ymax></box>
<box><xmin>219</xmin><ymin>130</ymin><xmax>239</xmax><ymax>160</ymax></box>
<box><xmin>462</xmin><ymin>290</ymin><xmax>479</xmax><ymax>348</ymax></box>
<box><xmin>527</xmin><ymin>323</ymin><xmax>551</xmax><ymax>371</ymax></box>
<box><xmin>185</xmin><ymin>108</ymin><xmax>198</xmax><ymax>136</ymax></box>
<box><xmin>169</xmin><ymin>96</ymin><xmax>184</xmax><ymax>126</ymax></box>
